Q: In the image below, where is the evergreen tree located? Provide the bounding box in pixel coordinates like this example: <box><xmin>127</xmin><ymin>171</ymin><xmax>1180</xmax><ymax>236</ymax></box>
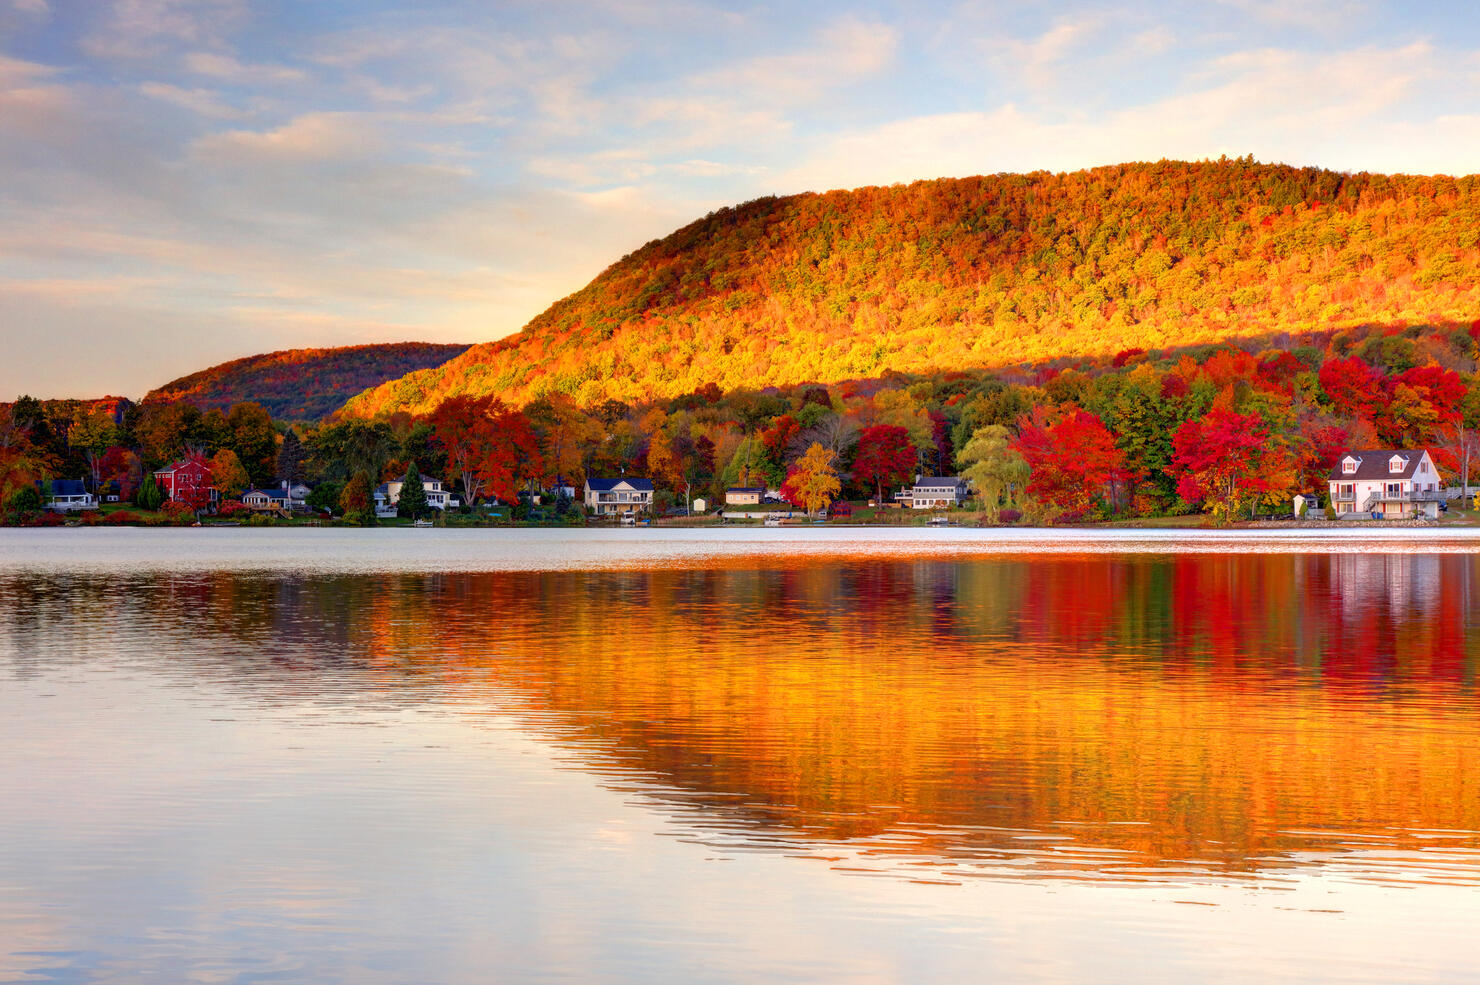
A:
<box><xmin>397</xmin><ymin>463</ymin><xmax>429</xmax><ymax>519</ymax></box>
<box><xmin>135</xmin><ymin>474</ymin><xmax>164</xmax><ymax>511</ymax></box>
<box><xmin>340</xmin><ymin>470</ymin><xmax>377</xmax><ymax>526</ymax></box>
<box><xmin>277</xmin><ymin>429</ymin><xmax>307</xmax><ymax>488</ymax></box>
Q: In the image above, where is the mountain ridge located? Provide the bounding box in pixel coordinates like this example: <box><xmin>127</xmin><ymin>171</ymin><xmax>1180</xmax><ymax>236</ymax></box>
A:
<box><xmin>339</xmin><ymin>158</ymin><xmax>1480</xmax><ymax>418</ymax></box>
<box><xmin>144</xmin><ymin>342</ymin><xmax>471</xmax><ymax>421</ymax></box>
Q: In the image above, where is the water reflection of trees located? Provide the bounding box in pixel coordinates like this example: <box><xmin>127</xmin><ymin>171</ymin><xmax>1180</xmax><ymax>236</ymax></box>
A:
<box><xmin>3</xmin><ymin>553</ymin><xmax>1477</xmax><ymax>880</ymax></box>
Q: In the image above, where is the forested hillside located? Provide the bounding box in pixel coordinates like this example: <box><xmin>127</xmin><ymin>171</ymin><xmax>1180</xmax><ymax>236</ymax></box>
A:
<box><xmin>145</xmin><ymin>343</ymin><xmax>470</xmax><ymax>421</ymax></box>
<box><xmin>342</xmin><ymin>158</ymin><xmax>1480</xmax><ymax>418</ymax></box>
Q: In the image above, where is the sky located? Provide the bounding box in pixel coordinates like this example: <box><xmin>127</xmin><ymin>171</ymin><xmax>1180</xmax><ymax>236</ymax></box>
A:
<box><xmin>3</xmin><ymin>0</ymin><xmax>1480</xmax><ymax>399</ymax></box>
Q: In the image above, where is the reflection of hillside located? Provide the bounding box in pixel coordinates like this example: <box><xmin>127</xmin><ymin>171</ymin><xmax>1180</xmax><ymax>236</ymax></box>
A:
<box><xmin>5</xmin><ymin>554</ymin><xmax>1478</xmax><ymax>883</ymax></box>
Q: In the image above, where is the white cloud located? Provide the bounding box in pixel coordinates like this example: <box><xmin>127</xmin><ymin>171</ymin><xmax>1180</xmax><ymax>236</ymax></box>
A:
<box><xmin>0</xmin><ymin>53</ymin><xmax>58</xmax><ymax>86</ymax></box>
<box><xmin>81</xmin><ymin>0</ymin><xmax>248</xmax><ymax>60</ymax></box>
<box><xmin>139</xmin><ymin>81</ymin><xmax>242</xmax><ymax>118</ymax></box>
<box><xmin>688</xmin><ymin>15</ymin><xmax>897</xmax><ymax>105</ymax></box>
<box><xmin>1213</xmin><ymin>0</ymin><xmax>1372</xmax><ymax>31</ymax></box>
<box><xmin>182</xmin><ymin>50</ymin><xmax>306</xmax><ymax>85</ymax></box>
<box><xmin>999</xmin><ymin>16</ymin><xmax>1104</xmax><ymax>73</ymax></box>
<box><xmin>781</xmin><ymin>42</ymin><xmax>1479</xmax><ymax>190</ymax></box>
<box><xmin>191</xmin><ymin>112</ymin><xmax>381</xmax><ymax>163</ymax></box>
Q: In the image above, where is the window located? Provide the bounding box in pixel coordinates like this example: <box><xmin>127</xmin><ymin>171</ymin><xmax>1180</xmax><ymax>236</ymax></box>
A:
<box><xmin>1389</xmin><ymin>456</ymin><xmax>1405</xmax><ymax>474</ymax></box>
<box><xmin>1420</xmin><ymin>461</ymin><xmax>1429</xmax><ymax>474</ymax></box>
<box><xmin>1337</xmin><ymin>484</ymin><xmax>1355</xmax><ymax>500</ymax></box>
<box><xmin>1342</xmin><ymin>459</ymin><xmax>1357</xmax><ymax>474</ymax></box>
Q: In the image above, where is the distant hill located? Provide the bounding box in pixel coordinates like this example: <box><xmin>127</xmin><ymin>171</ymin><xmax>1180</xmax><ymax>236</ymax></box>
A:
<box><xmin>340</xmin><ymin>158</ymin><xmax>1480</xmax><ymax>418</ymax></box>
<box><xmin>144</xmin><ymin>343</ymin><xmax>471</xmax><ymax>420</ymax></box>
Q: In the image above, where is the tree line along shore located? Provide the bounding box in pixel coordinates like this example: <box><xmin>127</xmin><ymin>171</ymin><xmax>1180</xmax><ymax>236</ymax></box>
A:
<box><xmin>5</xmin><ymin>319</ymin><xmax>1480</xmax><ymax>528</ymax></box>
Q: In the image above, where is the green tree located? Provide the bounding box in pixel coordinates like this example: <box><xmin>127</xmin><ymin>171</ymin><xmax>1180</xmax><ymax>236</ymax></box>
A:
<box><xmin>6</xmin><ymin>484</ymin><xmax>43</xmax><ymax>514</ymax></box>
<box><xmin>308</xmin><ymin>420</ymin><xmax>398</xmax><ymax>483</ymax></box>
<box><xmin>135</xmin><ymin>474</ymin><xmax>164</xmax><ymax>511</ymax></box>
<box><xmin>339</xmin><ymin>470</ymin><xmax>377</xmax><ymax>526</ymax></box>
<box><xmin>956</xmin><ymin>425</ymin><xmax>1030</xmax><ymax>521</ymax></box>
<box><xmin>307</xmin><ymin>480</ymin><xmax>343</xmax><ymax>515</ymax></box>
<box><xmin>397</xmin><ymin>463</ymin><xmax>429</xmax><ymax>519</ymax></box>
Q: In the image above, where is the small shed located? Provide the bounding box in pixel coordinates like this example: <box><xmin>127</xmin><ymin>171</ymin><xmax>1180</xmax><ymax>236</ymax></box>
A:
<box><xmin>1293</xmin><ymin>492</ymin><xmax>1322</xmax><ymax>518</ymax></box>
<box><xmin>692</xmin><ymin>497</ymin><xmax>707</xmax><ymax>513</ymax></box>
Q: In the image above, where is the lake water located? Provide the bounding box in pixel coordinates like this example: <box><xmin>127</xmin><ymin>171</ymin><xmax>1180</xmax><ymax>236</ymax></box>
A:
<box><xmin>2</xmin><ymin>528</ymin><xmax>1478</xmax><ymax>984</ymax></box>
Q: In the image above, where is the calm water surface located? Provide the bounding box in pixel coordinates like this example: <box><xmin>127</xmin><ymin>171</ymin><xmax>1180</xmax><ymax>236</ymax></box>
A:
<box><xmin>2</xmin><ymin>529</ymin><xmax>1478</xmax><ymax>984</ymax></box>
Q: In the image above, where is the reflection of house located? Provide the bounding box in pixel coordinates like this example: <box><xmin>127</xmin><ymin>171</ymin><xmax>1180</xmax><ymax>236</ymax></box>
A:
<box><xmin>585</xmin><ymin>477</ymin><xmax>654</xmax><ymax>515</ymax></box>
<box><xmin>44</xmin><ymin>479</ymin><xmax>97</xmax><ymax>511</ymax></box>
<box><xmin>1330</xmin><ymin>553</ymin><xmax>1441</xmax><ymax>623</ymax></box>
<box><xmin>153</xmin><ymin>457</ymin><xmax>217</xmax><ymax>507</ymax></box>
<box><xmin>374</xmin><ymin>477</ymin><xmax>452</xmax><ymax>517</ymax></box>
<box><xmin>725</xmin><ymin>487</ymin><xmax>765</xmax><ymax>506</ymax></box>
<box><xmin>898</xmin><ymin>476</ymin><xmax>970</xmax><ymax>509</ymax></box>
<box><xmin>1328</xmin><ymin>450</ymin><xmax>1444</xmax><ymax>519</ymax></box>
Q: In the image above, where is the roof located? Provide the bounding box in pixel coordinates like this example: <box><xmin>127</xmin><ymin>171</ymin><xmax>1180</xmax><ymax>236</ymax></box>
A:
<box><xmin>1327</xmin><ymin>449</ymin><xmax>1435</xmax><ymax>482</ymax></box>
<box><xmin>914</xmin><ymin>476</ymin><xmax>966</xmax><ymax>486</ymax></box>
<box><xmin>49</xmin><ymin>479</ymin><xmax>90</xmax><ymax>497</ymax></box>
<box><xmin>243</xmin><ymin>487</ymin><xmax>288</xmax><ymax>498</ymax></box>
<box><xmin>726</xmin><ymin>486</ymin><xmax>766</xmax><ymax>493</ymax></box>
<box><xmin>154</xmin><ymin>457</ymin><xmax>210</xmax><ymax>475</ymax></box>
<box><xmin>586</xmin><ymin>477</ymin><xmax>654</xmax><ymax>492</ymax></box>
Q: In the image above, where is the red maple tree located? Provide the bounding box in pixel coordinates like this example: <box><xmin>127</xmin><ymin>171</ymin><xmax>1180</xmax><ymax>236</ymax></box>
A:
<box><xmin>1170</xmin><ymin>409</ymin><xmax>1289</xmax><ymax>521</ymax></box>
<box><xmin>1318</xmin><ymin>357</ymin><xmax>1386</xmax><ymax>420</ymax></box>
<box><xmin>852</xmin><ymin>424</ymin><xmax>917</xmax><ymax>505</ymax></box>
<box><xmin>1012</xmin><ymin>407</ymin><xmax>1133</xmax><ymax>520</ymax></box>
<box><xmin>429</xmin><ymin>395</ymin><xmax>542</xmax><ymax>504</ymax></box>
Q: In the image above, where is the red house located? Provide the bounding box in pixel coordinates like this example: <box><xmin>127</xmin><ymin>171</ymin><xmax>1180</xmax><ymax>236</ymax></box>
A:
<box><xmin>153</xmin><ymin>456</ymin><xmax>217</xmax><ymax>510</ymax></box>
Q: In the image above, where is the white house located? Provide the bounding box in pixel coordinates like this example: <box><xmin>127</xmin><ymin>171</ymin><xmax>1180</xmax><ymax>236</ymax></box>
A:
<box><xmin>899</xmin><ymin>476</ymin><xmax>971</xmax><ymax>509</ymax></box>
<box><xmin>584</xmin><ymin>477</ymin><xmax>654</xmax><ymax>515</ymax></box>
<box><xmin>1328</xmin><ymin>449</ymin><xmax>1444</xmax><ymax>519</ymax></box>
<box><xmin>241</xmin><ymin>486</ymin><xmax>290</xmax><ymax>512</ymax></box>
<box><xmin>375</xmin><ymin>476</ymin><xmax>452</xmax><ymax>517</ymax></box>
<box><xmin>44</xmin><ymin>479</ymin><xmax>97</xmax><ymax>512</ymax></box>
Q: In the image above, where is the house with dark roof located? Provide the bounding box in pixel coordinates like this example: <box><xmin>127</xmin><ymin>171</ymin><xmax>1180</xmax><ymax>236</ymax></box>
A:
<box><xmin>898</xmin><ymin>476</ymin><xmax>971</xmax><ymax>509</ymax></box>
<box><xmin>1328</xmin><ymin>449</ymin><xmax>1444</xmax><ymax>519</ymax></box>
<box><xmin>584</xmin><ymin>477</ymin><xmax>654</xmax><ymax>515</ymax></box>
<box><xmin>725</xmin><ymin>486</ymin><xmax>766</xmax><ymax>506</ymax></box>
<box><xmin>44</xmin><ymin>479</ymin><xmax>96</xmax><ymax>512</ymax></box>
<box><xmin>241</xmin><ymin>486</ymin><xmax>291</xmax><ymax>513</ymax></box>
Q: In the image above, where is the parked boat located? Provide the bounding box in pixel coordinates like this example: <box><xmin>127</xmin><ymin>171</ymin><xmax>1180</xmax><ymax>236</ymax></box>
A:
<box><xmin>412</xmin><ymin>518</ymin><xmax>434</xmax><ymax>528</ymax></box>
